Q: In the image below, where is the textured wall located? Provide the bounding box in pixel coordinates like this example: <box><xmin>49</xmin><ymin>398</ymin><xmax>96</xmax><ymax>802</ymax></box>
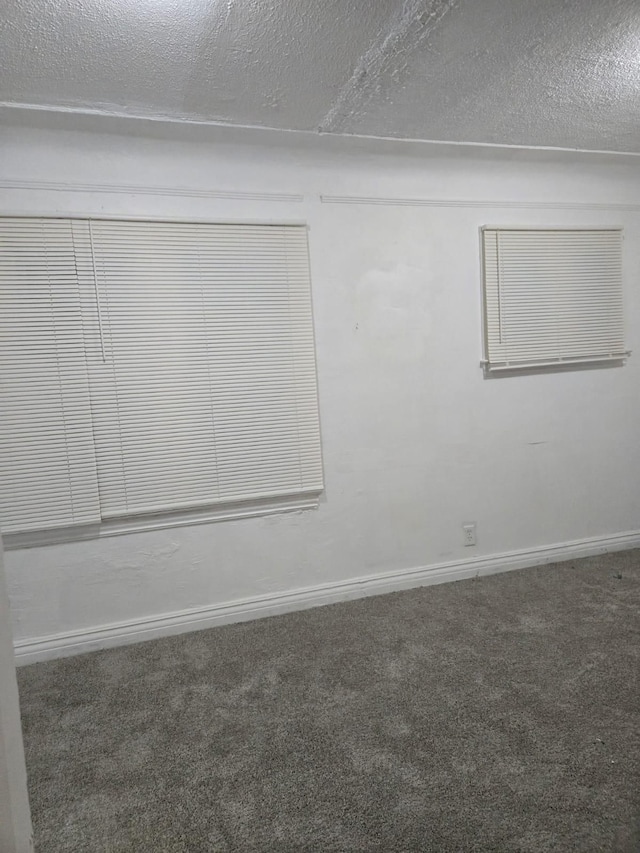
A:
<box><xmin>1</xmin><ymin>0</ymin><xmax>640</xmax><ymax>152</ymax></box>
<box><xmin>1</xmin><ymin>120</ymin><xmax>640</xmax><ymax>649</ymax></box>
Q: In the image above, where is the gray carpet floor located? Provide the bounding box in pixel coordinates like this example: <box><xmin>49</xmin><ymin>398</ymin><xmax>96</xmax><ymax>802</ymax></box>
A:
<box><xmin>17</xmin><ymin>550</ymin><xmax>640</xmax><ymax>853</ymax></box>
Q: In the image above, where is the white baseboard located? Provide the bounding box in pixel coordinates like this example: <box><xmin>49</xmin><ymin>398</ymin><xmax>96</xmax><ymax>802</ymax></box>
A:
<box><xmin>13</xmin><ymin>529</ymin><xmax>640</xmax><ymax>665</ymax></box>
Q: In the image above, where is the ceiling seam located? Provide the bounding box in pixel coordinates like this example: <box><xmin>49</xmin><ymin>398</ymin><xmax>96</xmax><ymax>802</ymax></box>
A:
<box><xmin>319</xmin><ymin>0</ymin><xmax>459</xmax><ymax>135</ymax></box>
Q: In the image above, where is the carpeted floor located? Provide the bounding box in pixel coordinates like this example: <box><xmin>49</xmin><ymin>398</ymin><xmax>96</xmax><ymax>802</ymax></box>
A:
<box><xmin>17</xmin><ymin>550</ymin><xmax>640</xmax><ymax>852</ymax></box>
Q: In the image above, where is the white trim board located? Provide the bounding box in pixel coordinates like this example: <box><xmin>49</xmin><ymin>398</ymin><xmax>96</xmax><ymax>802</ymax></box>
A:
<box><xmin>13</xmin><ymin>529</ymin><xmax>640</xmax><ymax>665</ymax></box>
<box><xmin>3</xmin><ymin>182</ymin><xmax>638</xmax><ymax>213</ymax></box>
<box><xmin>0</xmin><ymin>179</ymin><xmax>304</xmax><ymax>204</ymax></box>
<box><xmin>320</xmin><ymin>195</ymin><xmax>640</xmax><ymax>212</ymax></box>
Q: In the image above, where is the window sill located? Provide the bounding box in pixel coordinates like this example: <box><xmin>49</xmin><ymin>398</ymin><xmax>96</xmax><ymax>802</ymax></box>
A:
<box><xmin>481</xmin><ymin>352</ymin><xmax>630</xmax><ymax>377</ymax></box>
<box><xmin>2</xmin><ymin>491</ymin><xmax>321</xmax><ymax>550</ymax></box>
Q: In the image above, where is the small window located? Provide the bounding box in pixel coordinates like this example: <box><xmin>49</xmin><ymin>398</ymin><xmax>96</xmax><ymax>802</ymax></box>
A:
<box><xmin>481</xmin><ymin>227</ymin><xmax>628</xmax><ymax>374</ymax></box>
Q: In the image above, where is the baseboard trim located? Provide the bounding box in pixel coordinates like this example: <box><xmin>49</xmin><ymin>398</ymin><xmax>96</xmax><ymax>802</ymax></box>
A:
<box><xmin>13</xmin><ymin>529</ymin><xmax>640</xmax><ymax>665</ymax></box>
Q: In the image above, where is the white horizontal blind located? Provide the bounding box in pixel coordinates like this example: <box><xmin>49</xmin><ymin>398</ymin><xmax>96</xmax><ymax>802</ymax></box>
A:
<box><xmin>84</xmin><ymin>220</ymin><xmax>322</xmax><ymax>518</ymax></box>
<box><xmin>482</xmin><ymin>228</ymin><xmax>626</xmax><ymax>372</ymax></box>
<box><xmin>0</xmin><ymin>218</ymin><xmax>100</xmax><ymax>534</ymax></box>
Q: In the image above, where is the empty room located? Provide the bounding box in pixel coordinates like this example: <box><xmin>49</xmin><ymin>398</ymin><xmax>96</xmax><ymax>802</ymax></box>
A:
<box><xmin>1</xmin><ymin>1</ymin><xmax>639</xmax><ymax>851</ymax></box>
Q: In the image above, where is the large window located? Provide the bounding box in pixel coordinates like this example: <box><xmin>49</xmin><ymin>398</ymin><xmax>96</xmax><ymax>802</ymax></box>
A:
<box><xmin>0</xmin><ymin>217</ymin><xmax>323</xmax><ymax>546</ymax></box>
<box><xmin>481</xmin><ymin>227</ymin><xmax>628</xmax><ymax>374</ymax></box>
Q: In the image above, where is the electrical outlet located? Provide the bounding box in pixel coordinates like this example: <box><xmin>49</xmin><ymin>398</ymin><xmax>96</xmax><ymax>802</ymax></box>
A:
<box><xmin>463</xmin><ymin>523</ymin><xmax>476</xmax><ymax>547</ymax></box>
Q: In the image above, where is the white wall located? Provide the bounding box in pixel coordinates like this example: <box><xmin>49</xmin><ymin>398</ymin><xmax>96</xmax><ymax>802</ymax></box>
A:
<box><xmin>2</xmin><ymin>117</ymin><xmax>640</xmax><ymax>659</ymax></box>
<box><xmin>0</xmin><ymin>536</ymin><xmax>33</xmax><ymax>852</ymax></box>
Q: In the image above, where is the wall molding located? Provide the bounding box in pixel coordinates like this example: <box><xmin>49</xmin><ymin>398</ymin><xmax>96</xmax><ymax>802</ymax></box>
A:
<box><xmin>0</xmin><ymin>178</ymin><xmax>304</xmax><ymax>204</ymax></box>
<box><xmin>13</xmin><ymin>528</ymin><xmax>640</xmax><ymax>665</ymax></box>
<box><xmin>3</xmin><ymin>182</ymin><xmax>638</xmax><ymax>212</ymax></box>
<box><xmin>320</xmin><ymin>194</ymin><xmax>640</xmax><ymax>212</ymax></box>
<box><xmin>4</xmin><ymin>183</ymin><xmax>638</xmax><ymax>212</ymax></box>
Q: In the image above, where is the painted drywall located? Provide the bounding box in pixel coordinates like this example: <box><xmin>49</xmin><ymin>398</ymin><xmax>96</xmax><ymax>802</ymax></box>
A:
<box><xmin>2</xmin><ymin>119</ymin><xmax>640</xmax><ymax>651</ymax></box>
<box><xmin>0</xmin><ymin>537</ymin><xmax>33</xmax><ymax>852</ymax></box>
<box><xmin>2</xmin><ymin>0</ymin><xmax>640</xmax><ymax>152</ymax></box>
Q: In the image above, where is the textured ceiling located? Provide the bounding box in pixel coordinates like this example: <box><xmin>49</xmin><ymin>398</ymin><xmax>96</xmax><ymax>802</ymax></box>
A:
<box><xmin>2</xmin><ymin>0</ymin><xmax>640</xmax><ymax>153</ymax></box>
